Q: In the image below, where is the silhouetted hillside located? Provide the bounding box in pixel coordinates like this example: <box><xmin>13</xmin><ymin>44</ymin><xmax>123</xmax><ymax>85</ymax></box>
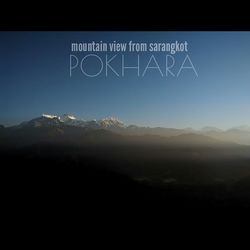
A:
<box><xmin>1</xmin><ymin>118</ymin><xmax>250</xmax><ymax>209</ymax></box>
<box><xmin>2</xmin><ymin>144</ymin><xmax>250</xmax><ymax>210</ymax></box>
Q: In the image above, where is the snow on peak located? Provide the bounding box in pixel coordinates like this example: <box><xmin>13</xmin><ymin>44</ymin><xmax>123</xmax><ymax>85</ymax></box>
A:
<box><xmin>39</xmin><ymin>113</ymin><xmax>126</xmax><ymax>129</ymax></box>
<box><xmin>42</xmin><ymin>114</ymin><xmax>58</xmax><ymax>119</ymax></box>
<box><xmin>102</xmin><ymin>117</ymin><xmax>122</xmax><ymax>122</ymax></box>
<box><xmin>60</xmin><ymin>114</ymin><xmax>77</xmax><ymax>122</ymax></box>
<box><xmin>67</xmin><ymin>115</ymin><xmax>76</xmax><ymax>120</ymax></box>
<box><xmin>100</xmin><ymin>117</ymin><xmax>126</xmax><ymax>128</ymax></box>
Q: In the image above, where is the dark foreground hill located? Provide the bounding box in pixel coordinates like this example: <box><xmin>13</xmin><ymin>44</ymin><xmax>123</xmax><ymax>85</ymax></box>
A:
<box><xmin>1</xmin><ymin>125</ymin><xmax>250</xmax><ymax>211</ymax></box>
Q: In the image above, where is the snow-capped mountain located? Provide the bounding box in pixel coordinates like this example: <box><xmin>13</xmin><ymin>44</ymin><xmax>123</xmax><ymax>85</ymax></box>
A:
<box><xmin>42</xmin><ymin>114</ymin><xmax>58</xmax><ymax>119</ymax></box>
<box><xmin>99</xmin><ymin>117</ymin><xmax>126</xmax><ymax>129</ymax></box>
<box><xmin>59</xmin><ymin>114</ymin><xmax>88</xmax><ymax>127</ymax></box>
<box><xmin>18</xmin><ymin>114</ymin><xmax>127</xmax><ymax>130</ymax></box>
<box><xmin>59</xmin><ymin>114</ymin><xmax>126</xmax><ymax>129</ymax></box>
<box><xmin>20</xmin><ymin>114</ymin><xmax>63</xmax><ymax>128</ymax></box>
<box><xmin>59</xmin><ymin>114</ymin><xmax>77</xmax><ymax>122</ymax></box>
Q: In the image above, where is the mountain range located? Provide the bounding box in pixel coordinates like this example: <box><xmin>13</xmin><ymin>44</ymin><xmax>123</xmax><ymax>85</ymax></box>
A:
<box><xmin>18</xmin><ymin>114</ymin><xmax>126</xmax><ymax>130</ymax></box>
<box><xmin>1</xmin><ymin>113</ymin><xmax>250</xmax><ymax>145</ymax></box>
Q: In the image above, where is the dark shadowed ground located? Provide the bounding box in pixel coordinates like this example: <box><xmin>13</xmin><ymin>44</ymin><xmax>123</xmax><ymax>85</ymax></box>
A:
<box><xmin>2</xmin><ymin>142</ymin><xmax>250</xmax><ymax>212</ymax></box>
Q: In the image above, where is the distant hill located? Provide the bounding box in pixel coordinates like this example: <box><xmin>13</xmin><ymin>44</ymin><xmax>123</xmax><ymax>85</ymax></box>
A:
<box><xmin>165</xmin><ymin>133</ymin><xmax>234</xmax><ymax>147</ymax></box>
<box><xmin>0</xmin><ymin>125</ymin><xmax>122</xmax><ymax>147</ymax></box>
<box><xmin>0</xmin><ymin>123</ymin><xmax>236</xmax><ymax>149</ymax></box>
<box><xmin>204</xmin><ymin>129</ymin><xmax>250</xmax><ymax>145</ymax></box>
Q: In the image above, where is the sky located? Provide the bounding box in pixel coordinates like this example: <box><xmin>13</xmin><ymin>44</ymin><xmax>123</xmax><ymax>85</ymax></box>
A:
<box><xmin>0</xmin><ymin>32</ymin><xmax>250</xmax><ymax>129</ymax></box>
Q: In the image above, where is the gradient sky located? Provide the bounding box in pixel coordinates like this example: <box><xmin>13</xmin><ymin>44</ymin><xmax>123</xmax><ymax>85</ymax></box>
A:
<box><xmin>0</xmin><ymin>32</ymin><xmax>250</xmax><ymax>129</ymax></box>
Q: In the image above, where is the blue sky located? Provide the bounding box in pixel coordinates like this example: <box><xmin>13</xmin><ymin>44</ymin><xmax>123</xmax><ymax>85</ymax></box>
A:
<box><xmin>0</xmin><ymin>32</ymin><xmax>250</xmax><ymax>129</ymax></box>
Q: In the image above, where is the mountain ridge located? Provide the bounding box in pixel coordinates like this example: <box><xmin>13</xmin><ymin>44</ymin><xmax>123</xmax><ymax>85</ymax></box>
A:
<box><xmin>2</xmin><ymin>113</ymin><xmax>250</xmax><ymax>145</ymax></box>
